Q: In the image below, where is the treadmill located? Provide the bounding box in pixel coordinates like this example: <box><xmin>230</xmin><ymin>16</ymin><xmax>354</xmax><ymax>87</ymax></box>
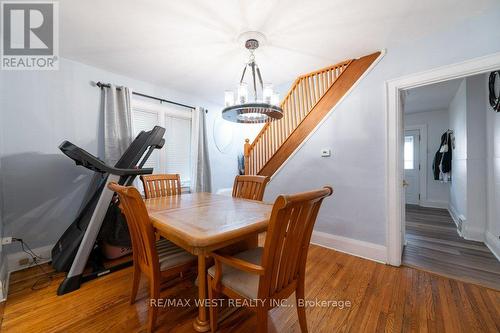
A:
<box><xmin>52</xmin><ymin>126</ymin><xmax>166</xmax><ymax>295</ymax></box>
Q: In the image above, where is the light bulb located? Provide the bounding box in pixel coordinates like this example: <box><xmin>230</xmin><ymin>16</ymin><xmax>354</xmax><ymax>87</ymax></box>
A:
<box><xmin>224</xmin><ymin>90</ymin><xmax>234</xmax><ymax>107</ymax></box>
<box><xmin>271</xmin><ymin>92</ymin><xmax>280</xmax><ymax>106</ymax></box>
<box><xmin>238</xmin><ymin>83</ymin><xmax>248</xmax><ymax>104</ymax></box>
<box><xmin>263</xmin><ymin>83</ymin><xmax>273</xmax><ymax>104</ymax></box>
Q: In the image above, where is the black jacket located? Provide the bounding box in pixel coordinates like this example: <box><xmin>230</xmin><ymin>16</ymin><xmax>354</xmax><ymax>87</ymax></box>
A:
<box><xmin>432</xmin><ymin>132</ymin><xmax>452</xmax><ymax>180</ymax></box>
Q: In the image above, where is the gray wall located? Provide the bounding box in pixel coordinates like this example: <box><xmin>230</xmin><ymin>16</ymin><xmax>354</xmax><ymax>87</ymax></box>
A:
<box><xmin>464</xmin><ymin>75</ymin><xmax>487</xmax><ymax>240</ymax></box>
<box><xmin>448</xmin><ymin>75</ymin><xmax>488</xmax><ymax>240</ymax></box>
<box><xmin>0</xmin><ymin>58</ymin><xmax>255</xmax><ymax>254</ymax></box>
<box><xmin>404</xmin><ymin>109</ymin><xmax>450</xmax><ymax>207</ymax></box>
<box><xmin>449</xmin><ymin>79</ymin><xmax>467</xmax><ymax>220</ymax></box>
<box><xmin>486</xmin><ymin>73</ymin><xmax>500</xmax><ymax>258</ymax></box>
<box><xmin>264</xmin><ymin>6</ymin><xmax>500</xmax><ymax>247</ymax></box>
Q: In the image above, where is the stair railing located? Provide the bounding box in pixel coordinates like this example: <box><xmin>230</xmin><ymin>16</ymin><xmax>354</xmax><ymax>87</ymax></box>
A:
<box><xmin>244</xmin><ymin>59</ymin><xmax>353</xmax><ymax>175</ymax></box>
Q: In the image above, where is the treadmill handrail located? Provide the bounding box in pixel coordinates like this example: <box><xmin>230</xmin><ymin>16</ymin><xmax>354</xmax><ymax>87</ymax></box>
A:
<box><xmin>59</xmin><ymin>141</ymin><xmax>153</xmax><ymax>176</ymax></box>
<box><xmin>110</xmin><ymin>167</ymin><xmax>154</xmax><ymax>176</ymax></box>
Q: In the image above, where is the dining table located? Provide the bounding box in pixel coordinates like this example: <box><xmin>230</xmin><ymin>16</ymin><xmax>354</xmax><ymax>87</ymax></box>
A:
<box><xmin>144</xmin><ymin>192</ymin><xmax>273</xmax><ymax>332</ymax></box>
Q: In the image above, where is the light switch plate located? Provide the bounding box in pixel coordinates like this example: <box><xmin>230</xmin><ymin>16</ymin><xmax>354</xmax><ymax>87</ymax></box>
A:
<box><xmin>321</xmin><ymin>149</ymin><xmax>331</xmax><ymax>157</ymax></box>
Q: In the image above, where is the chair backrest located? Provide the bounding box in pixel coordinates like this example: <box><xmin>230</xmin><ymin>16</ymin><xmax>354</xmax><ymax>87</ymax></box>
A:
<box><xmin>140</xmin><ymin>174</ymin><xmax>182</xmax><ymax>199</ymax></box>
<box><xmin>232</xmin><ymin>175</ymin><xmax>270</xmax><ymax>201</ymax></box>
<box><xmin>108</xmin><ymin>182</ymin><xmax>159</xmax><ymax>276</ymax></box>
<box><xmin>259</xmin><ymin>186</ymin><xmax>333</xmax><ymax>299</ymax></box>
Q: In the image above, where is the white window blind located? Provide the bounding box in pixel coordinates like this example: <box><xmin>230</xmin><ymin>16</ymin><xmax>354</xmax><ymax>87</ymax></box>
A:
<box><xmin>131</xmin><ymin>98</ymin><xmax>193</xmax><ymax>191</ymax></box>
<box><xmin>164</xmin><ymin>116</ymin><xmax>191</xmax><ymax>184</ymax></box>
<box><xmin>132</xmin><ymin>109</ymin><xmax>161</xmax><ymax>171</ymax></box>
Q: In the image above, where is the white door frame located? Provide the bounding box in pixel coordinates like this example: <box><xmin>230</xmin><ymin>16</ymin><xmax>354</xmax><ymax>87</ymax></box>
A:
<box><xmin>404</xmin><ymin>124</ymin><xmax>427</xmax><ymax>206</ymax></box>
<box><xmin>385</xmin><ymin>52</ymin><xmax>500</xmax><ymax>266</ymax></box>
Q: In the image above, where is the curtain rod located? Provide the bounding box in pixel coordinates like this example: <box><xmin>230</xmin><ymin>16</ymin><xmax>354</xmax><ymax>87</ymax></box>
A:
<box><xmin>95</xmin><ymin>81</ymin><xmax>199</xmax><ymax>111</ymax></box>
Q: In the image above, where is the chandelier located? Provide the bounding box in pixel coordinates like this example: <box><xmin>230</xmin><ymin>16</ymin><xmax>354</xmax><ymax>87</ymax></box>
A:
<box><xmin>222</xmin><ymin>36</ymin><xmax>283</xmax><ymax>123</ymax></box>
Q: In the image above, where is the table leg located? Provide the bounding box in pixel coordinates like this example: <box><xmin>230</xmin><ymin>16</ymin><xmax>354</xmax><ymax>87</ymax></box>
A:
<box><xmin>193</xmin><ymin>254</ymin><xmax>210</xmax><ymax>332</ymax></box>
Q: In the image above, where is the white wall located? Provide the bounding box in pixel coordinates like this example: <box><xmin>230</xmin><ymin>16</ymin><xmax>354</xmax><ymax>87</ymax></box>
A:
<box><xmin>447</xmin><ymin>75</ymin><xmax>488</xmax><ymax>240</ymax></box>
<box><xmin>486</xmin><ymin>73</ymin><xmax>500</xmax><ymax>259</ymax></box>
<box><xmin>448</xmin><ymin>79</ymin><xmax>467</xmax><ymax>222</ymax></box>
<box><xmin>464</xmin><ymin>75</ymin><xmax>487</xmax><ymax>240</ymax></box>
<box><xmin>263</xmin><ymin>5</ymin><xmax>500</xmax><ymax>259</ymax></box>
<box><xmin>0</xmin><ymin>58</ymin><xmax>257</xmax><ymax>256</ymax></box>
<box><xmin>404</xmin><ymin>109</ymin><xmax>450</xmax><ymax>207</ymax></box>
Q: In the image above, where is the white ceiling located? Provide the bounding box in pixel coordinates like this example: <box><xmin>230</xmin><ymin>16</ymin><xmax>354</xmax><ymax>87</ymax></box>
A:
<box><xmin>404</xmin><ymin>79</ymin><xmax>463</xmax><ymax>114</ymax></box>
<box><xmin>60</xmin><ymin>0</ymin><xmax>494</xmax><ymax>104</ymax></box>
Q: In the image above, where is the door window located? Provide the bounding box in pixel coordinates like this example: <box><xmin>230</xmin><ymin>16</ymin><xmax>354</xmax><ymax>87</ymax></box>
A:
<box><xmin>404</xmin><ymin>136</ymin><xmax>414</xmax><ymax>170</ymax></box>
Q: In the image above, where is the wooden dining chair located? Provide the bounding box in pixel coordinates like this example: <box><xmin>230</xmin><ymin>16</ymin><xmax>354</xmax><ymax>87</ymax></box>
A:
<box><xmin>232</xmin><ymin>175</ymin><xmax>270</xmax><ymax>201</ymax></box>
<box><xmin>108</xmin><ymin>182</ymin><xmax>196</xmax><ymax>333</ymax></box>
<box><xmin>207</xmin><ymin>186</ymin><xmax>333</xmax><ymax>333</ymax></box>
<box><xmin>140</xmin><ymin>174</ymin><xmax>182</xmax><ymax>199</ymax></box>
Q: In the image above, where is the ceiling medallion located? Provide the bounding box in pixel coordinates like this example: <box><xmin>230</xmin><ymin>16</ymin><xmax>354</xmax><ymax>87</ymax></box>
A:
<box><xmin>222</xmin><ymin>32</ymin><xmax>283</xmax><ymax>124</ymax></box>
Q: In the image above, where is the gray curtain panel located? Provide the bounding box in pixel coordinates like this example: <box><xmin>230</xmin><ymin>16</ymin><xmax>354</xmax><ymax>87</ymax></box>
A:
<box><xmin>103</xmin><ymin>86</ymin><xmax>133</xmax><ymax>166</ymax></box>
<box><xmin>190</xmin><ymin>107</ymin><xmax>212</xmax><ymax>192</ymax></box>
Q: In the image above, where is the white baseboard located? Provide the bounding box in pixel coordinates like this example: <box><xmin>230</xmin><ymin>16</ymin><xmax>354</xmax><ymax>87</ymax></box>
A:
<box><xmin>485</xmin><ymin>231</ymin><xmax>500</xmax><ymax>262</ymax></box>
<box><xmin>311</xmin><ymin>231</ymin><xmax>387</xmax><ymax>264</ymax></box>
<box><xmin>420</xmin><ymin>200</ymin><xmax>448</xmax><ymax>209</ymax></box>
<box><xmin>462</xmin><ymin>226</ymin><xmax>485</xmax><ymax>242</ymax></box>
<box><xmin>447</xmin><ymin>204</ymin><xmax>465</xmax><ymax>235</ymax></box>
<box><xmin>447</xmin><ymin>205</ymin><xmax>487</xmax><ymax>242</ymax></box>
<box><xmin>7</xmin><ymin>244</ymin><xmax>53</xmax><ymax>273</ymax></box>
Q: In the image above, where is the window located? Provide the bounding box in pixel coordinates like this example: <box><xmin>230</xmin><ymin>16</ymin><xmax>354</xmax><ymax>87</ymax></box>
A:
<box><xmin>131</xmin><ymin>98</ymin><xmax>192</xmax><ymax>192</ymax></box>
<box><xmin>164</xmin><ymin>115</ymin><xmax>191</xmax><ymax>182</ymax></box>
<box><xmin>132</xmin><ymin>109</ymin><xmax>161</xmax><ymax>171</ymax></box>
<box><xmin>404</xmin><ymin>136</ymin><xmax>414</xmax><ymax>170</ymax></box>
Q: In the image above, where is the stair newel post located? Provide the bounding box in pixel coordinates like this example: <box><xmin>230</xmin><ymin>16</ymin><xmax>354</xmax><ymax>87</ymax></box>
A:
<box><xmin>244</xmin><ymin>138</ymin><xmax>250</xmax><ymax>175</ymax></box>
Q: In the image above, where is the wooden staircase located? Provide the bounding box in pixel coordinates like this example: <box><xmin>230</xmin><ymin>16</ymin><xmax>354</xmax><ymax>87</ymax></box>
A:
<box><xmin>244</xmin><ymin>51</ymin><xmax>381</xmax><ymax>177</ymax></box>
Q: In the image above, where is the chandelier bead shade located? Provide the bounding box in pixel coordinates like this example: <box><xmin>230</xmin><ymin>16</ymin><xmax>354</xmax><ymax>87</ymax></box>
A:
<box><xmin>222</xmin><ymin>36</ymin><xmax>283</xmax><ymax>124</ymax></box>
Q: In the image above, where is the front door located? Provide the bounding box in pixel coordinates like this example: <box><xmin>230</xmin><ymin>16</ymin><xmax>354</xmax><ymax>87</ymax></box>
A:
<box><xmin>404</xmin><ymin>129</ymin><xmax>420</xmax><ymax>205</ymax></box>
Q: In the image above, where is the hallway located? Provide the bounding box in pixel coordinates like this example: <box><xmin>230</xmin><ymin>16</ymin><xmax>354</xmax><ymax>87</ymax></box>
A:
<box><xmin>403</xmin><ymin>205</ymin><xmax>500</xmax><ymax>290</ymax></box>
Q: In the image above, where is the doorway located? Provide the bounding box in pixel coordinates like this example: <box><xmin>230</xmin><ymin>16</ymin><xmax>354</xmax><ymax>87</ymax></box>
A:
<box><xmin>400</xmin><ymin>77</ymin><xmax>500</xmax><ymax>289</ymax></box>
<box><xmin>385</xmin><ymin>52</ymin><xmax>500</xmax><ymax>285</ymax></box>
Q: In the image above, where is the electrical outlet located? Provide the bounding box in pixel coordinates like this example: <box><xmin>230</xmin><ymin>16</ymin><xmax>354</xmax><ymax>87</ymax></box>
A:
<box><xmin>1</xmin><ymin>237</ymin><xmax>12</xmax><ymax>245</ymax></box>
<box><xmin>18</xmin><ymin>258</ymin><xmax>30</xmax><ymax>266</ymax></box>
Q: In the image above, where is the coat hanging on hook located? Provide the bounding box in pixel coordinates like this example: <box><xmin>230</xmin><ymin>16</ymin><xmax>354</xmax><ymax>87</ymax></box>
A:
<box><xmin>432</xmin><ymin>130</ymin><xmax>453</xmax><ymax>182</ymax></box>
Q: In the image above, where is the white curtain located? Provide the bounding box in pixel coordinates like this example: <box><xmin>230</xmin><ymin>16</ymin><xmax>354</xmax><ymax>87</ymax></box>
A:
<box><xmin>190</xmin><ymin>107</ymin><xmax>212</xmax><ymax>192</ymax></box>
<box><xmin>103</xmin><ymin>86</ymin><xmax>133</xmax><ymax>166</ymax></box>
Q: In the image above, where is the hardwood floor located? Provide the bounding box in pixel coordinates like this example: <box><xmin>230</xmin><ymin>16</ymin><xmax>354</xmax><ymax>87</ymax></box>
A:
<box><xmin>2</xmin><ymin>244</ymin><xmax>500</xmax><ymax>332</ymax></box>
<box><xmin>403</xmin><ymin>204</ymin><xmax>500</xmax><ymax>290</ymax></box>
